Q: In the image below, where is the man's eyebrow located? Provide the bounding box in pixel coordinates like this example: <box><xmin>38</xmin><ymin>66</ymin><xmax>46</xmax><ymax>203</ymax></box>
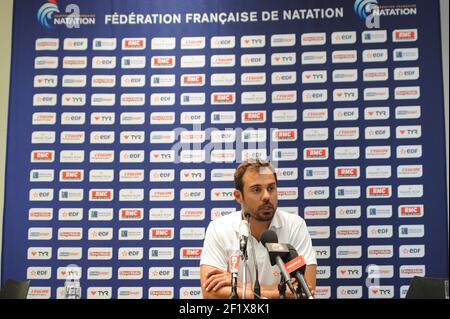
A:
<box><xmin>249</xmin><ymin>183</ymin><xmax>276</xmax><ymax>188</ymax></box>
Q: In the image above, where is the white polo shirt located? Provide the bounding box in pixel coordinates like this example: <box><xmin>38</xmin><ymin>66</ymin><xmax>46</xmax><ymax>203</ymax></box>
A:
<box><xmin>200</xmin><ymin>209</ymin><xmax>317</xmax><ymax>286</ymax></box>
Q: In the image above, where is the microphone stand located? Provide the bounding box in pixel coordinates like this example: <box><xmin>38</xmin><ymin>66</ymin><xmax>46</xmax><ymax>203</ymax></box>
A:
<box><xmin>278</xmin><ymin>277</ymin><xmax>287</xmax><ymax>299</ymax></box>
<box><xmin>241</xmin><ymin>247</ymin><xmax>248</xmax><ymax>299</ymax></box>
<box><xmin>245</xmin><ymin>212</ymin><xmax>262</xmax><ymax>299</ymax></box>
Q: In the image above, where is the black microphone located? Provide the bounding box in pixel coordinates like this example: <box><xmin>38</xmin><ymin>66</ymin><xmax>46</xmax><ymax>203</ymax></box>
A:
<box><xmin>285</xmin><ymin>244</ymin><xmax>314</xmax><ymax>299</ymax></box>
<box><xmin>239</xmin><ymin>219</ymin><xmax>249</xmax><ymax>258</ymax></box>
<box><xmin>260</xmin><ymin>230</ymin><xmax>297</xmax><ymax>297</ymax></box>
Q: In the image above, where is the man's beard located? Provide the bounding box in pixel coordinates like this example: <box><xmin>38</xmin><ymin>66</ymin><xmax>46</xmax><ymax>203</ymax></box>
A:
<box><xmin>250</xmin><ymin>203</ymin><xmax>277</xmax><ymax>222</ymax></box>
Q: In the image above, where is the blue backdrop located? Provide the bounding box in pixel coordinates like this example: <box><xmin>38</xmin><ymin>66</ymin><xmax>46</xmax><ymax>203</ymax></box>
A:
<box><xmin>2</xmin><ymin>0</ymin><xmax>448</xmax><ymax>298</ymax></box>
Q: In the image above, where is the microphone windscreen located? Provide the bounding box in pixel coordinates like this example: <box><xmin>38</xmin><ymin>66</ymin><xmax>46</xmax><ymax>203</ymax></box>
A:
<box><xmin>260</xmin><ymin>230</ymin><xmax>278</xmax><ymax>247</ymax></box>
<box><xmin>239</xmin><ymin>220</ymin><xmax>249</xmax><ymax>237</ymax></box>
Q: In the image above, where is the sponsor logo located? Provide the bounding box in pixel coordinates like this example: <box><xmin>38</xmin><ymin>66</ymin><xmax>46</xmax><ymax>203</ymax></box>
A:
<box><xmin>301</xmin><ymin>33</ymin><xmax>326</xmax><ymax>46</ymax></box>
<box><xmin>369</xmin><ymin>286</ymin><xmax>394</xmax><ymax>299</ymax></box>
<box><xmin>367</xmin><ymin>186</ymin><xmax>391</xmax><ymax>198</ymax></box>
<box><xmin>398</xmin><ymin>184</ymin><xmax>423</xmax><ymax>198</ymax></box>
<box><xmin>395</xmin><ymin>106</ymin><xmax>421</xmax><ymax>119</ymax></box>
<box><xmin>118</xmin><ymin>247</ymin><xmax>143</xmax><ymax>260</ymax></box>
<box><xmin>271</xmin><ymin>53</ymin><xmax>295</xmax><ymax>66</ymax></box>
<box><xmin>241</xmin><ymin>35</ymin><xmax>265</xmax><ymax>48</ymax></box>
<box><xmin>336</xmin><ymin>206</ymin><xmax>361</xmax><ymax>219</ymax></box>
<box><xmin>210</xmin><ymin>73</ymin><xmax>235</xmax><ymax>86</ymax></box>
<box><xmin>149</xmin><ymin>247</ymin><xmax>175</xmax><ymax>260</ymax></box>
<box><xmin>332</xmin><ymin>31</ymin><xmax>356</xmax><ymax>45</ymax></box>
<box><xmin>398</xmin><ymin>205</ymin><xmax>424</xmax><ymax>218</ymax></box>
<box><xmin>151</xmin><ymin>56</ymin><xmax>175</xmax><ymax>68</ymax></box>
<box><xmin>337</xmin><ymin>286</ymin><xmax>362</xmax><ymax>299</ymax></box>
<box><xmin>393</xmin><ymin>29</ymin><xmax>418</xmax><ymax>42</ymax></box>
<box><xmin>150</xmin><ymin>228</ymin><xmax>174</xmax><ymax>240</ymax></box>
<box><xmin>335</xmin><ymin>167</ymin><xmax>360</xmax><ymax>179</ymax></box>
<box><xmin>58</xmin><ymin>227</ymin><xmax>82</xmax><ymax>240</ymax></box>
<box><xmin>271</xmin><ymin>34</ymin><xmax>296</xmax><ymax>47</ymax></box>
<box><xmin>151</xmin><ymin>37</ymin><xmax>175</xmax><ymax>50</ymax></box>
<box><xmin>93</xmin><ymin>38</ymin><xmax>116</xmax><ymax>50</ymax></box>
<box><xmin>29</xmin><ymin>208</ymin><xmax>53</xmax><ymax>221</ymax></box>
<box><xmin>304</xmin><ymin>187</ymin><xmax>329</xmax><ymax>200</ymax></box>
<box><xmin>149</xmin><ymin>267</ymin><xmax>174</xmax><ymax>280</ymax></box>
<box><xmin>333</xmin><ymin>69</ymin><xmax>357</xmax><ymax>83</ymax></box>
<box><xmin>399</xmin><ymin>225</ymin><xmax>425</xmax><ymax>238</ymax></box>
<box><xmin>332</xmin><ymin>50</ymin><xmax>357</xmax><ymax>63</ymax></box>
<box><xmin>89</xmin><ymin>150</ymin><xmax>113</xmax><ymax>163</ymax></box>
<box><xmin>148</xmin><ymin>287</ymin><xmax>174</xmax><ymax>299</ymax></box>
<box><xmin>87</xmin><ymin>247</ymin><xmax>113</xmax><ymax>260</ymax></box>
<box><xmin>121</xmin><ymin>56</ymin><xmax>146</xmax><ymax>69</ymax></box>
<box><xmin>89</xmin><ymin>208</ymin><xmax>113</xmax><ymax>221</ymax></box>
<box><xmin>122</xmin><ymin>38</ymin><xmax>146</xmax><ymax>50</ymax></box>
<box><xmin>35</xmin><ymin>56</ymin><xmax>58</xmax><ymax>69</ymax></box>
<box><xmin>393</xmin><ymin>48</ymin><xmax>419</xmax><ymax>61</ymax></box>
<box><xmin>211</xmin><ymin>36</ymin><xmax>235</xmax><ymax>49</ymax></box>
<box><xmin>304</xmin><ymin>207</ymin><xmax>330</xmax><ymax>219</ymax></box>
<box><xmin>336</xmin><ymin>226</ymin><xmax>361</xmax><ymax>239</ymax></box>
<box><xmin>272</xmin><ymin>109</ymin><xmax>298</xmax><ymax>123</ymax></box>
<box><xmin>28</xmin><ymin>247</ymin><xmax>52</xmax><ymax>260</ymax></box>
<box><xmin>304</xmin><ymin>148</ymin><xmax>328</xmax><ymax>160</ymax></box>
<box><xmin>272</xmin><ymin>71</ymin><xmax>297</xmax><ymax>85</ymax></box>
<box><xmin>335</xmin><ymin>186</ymin><xmax>361</xmax><ymax>199</ymax></box>
<box><xmin>367</xmin><ymin>205</ymin><xmax>393</xmax><ymax>219</ymax></box>
<box><xmin>367</xmin><ymin>225</ymin><xmax>393</xmax><ymax>238</ymax></box>
<box><xmin>180</xmin><ymin>248</ymin><xmax>203</xmax><ymax>260</ymax></box>
<box><xmin>399</xmin><ymin>265</ymin><xmax>426</xmax><ymax>278</ymax></box>
<box><xmin>367</xmin><ymin>245</ymin><xmax>393</xmax><ymax>258</ymax></box>
<box><xmin>180</xmin><ymin>228</ymin><xmax>205</xmax><ymax>240</ymax></box>
<box><xmin>181</xmin><ymin>37</ymin><xmax>205</xmax><ymax>49</ymax></box>
<box><xmin>91</xmin><ymin>75</ymin><xmax>116</xmax><ymax>87</ymax></box>
<box><xmin>396</xmin><ymin>145</ymin><xmax>422</xmax><ymax>159</ymax></box>
<box><xmin>337</xmin><ymin>266</ymin><xmax>362</xmax><ymax>279</ymax></box>
<box><xmin>399</xmin><ymin>245</ymin><xmax>425</xmax><ymax>258</ymax></box>
<box><xmin>303</xmin><ymin>167</ymin><xmax>329</xmax><ymax>180</ymax></box>
<box><xmin>366</xmin><ymin>166</ymin><xmax>392</xmax><ymax>179</ymax></box>
<box><xmin>242</xmin><ymin>54</ymin><xmax>266</xmax><ymax>67</ymax></box>
<box><xmin>58</xmin><ymin>208</ymin><xmax>83</xmax><ymax>221</ymax></box>
<box><xmin>334</xmin><ymin>147</ymin><xmax>360</xmax><ymax>160</ymax></box>
<box><xmin>336</xmin><ymin>246</ymin><xmax>362</xmax><ymax>259</ymax></box>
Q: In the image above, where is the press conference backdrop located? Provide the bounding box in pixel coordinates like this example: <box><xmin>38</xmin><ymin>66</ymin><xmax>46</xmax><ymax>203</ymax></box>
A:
<box><xmin>1</xmin><ymin>0</ymin><xmax>448</xmax><ymax>299</ymax></box>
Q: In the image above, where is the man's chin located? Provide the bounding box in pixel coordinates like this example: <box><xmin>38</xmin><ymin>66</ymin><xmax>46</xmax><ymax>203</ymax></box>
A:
<box><xmin>255</xmin><ymin>210</ymin><xmax>275</xmax><ymax>221</ymax></box>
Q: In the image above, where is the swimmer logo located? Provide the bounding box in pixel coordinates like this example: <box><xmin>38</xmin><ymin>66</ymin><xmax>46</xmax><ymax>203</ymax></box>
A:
<box><xmin>354</xmin><ymin>0</ymin><xmax>380</xmax><ymax>28</ymax></box>
<box><xmin>37</xmin><ymin>0</ymin><xmax>60</xmax><ymax>29</ymax></box>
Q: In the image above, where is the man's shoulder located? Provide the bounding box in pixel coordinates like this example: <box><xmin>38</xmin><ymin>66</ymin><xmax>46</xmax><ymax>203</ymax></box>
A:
<box><xmin>277</xmin><ymin>209</ymin><xmax>305</xmax><ymax>226</ymax></box>
<box><xmin>207</xmin><ymin>211</ymin><xmax>240</xmax><ymax>231</ymax></box>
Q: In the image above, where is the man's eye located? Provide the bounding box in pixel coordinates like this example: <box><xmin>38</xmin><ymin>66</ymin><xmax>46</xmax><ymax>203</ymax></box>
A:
<box><xmin>252</xmin><ymin>188</ymin><xmax>260</xmax><ymax>193</ymax></box>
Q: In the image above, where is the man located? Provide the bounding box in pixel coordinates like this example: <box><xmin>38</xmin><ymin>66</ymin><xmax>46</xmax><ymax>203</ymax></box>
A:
<box><xmin>200</xmin><ymin>160</ymin><xmax>317</xmax><ymax>299</ymax></box>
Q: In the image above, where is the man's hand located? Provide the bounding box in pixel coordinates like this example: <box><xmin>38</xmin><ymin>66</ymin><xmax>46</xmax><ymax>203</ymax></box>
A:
<box><xmin>203</xmin><ymin>268</ymin><xmax>232</xmax><ymax>293</ymax></box>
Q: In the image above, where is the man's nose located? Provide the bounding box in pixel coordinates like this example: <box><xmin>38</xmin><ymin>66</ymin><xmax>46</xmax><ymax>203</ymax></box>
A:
<box><xmin>261</xmin><ymin>188</ymin><xmax>271</xmax><ymax>201</ymax></box>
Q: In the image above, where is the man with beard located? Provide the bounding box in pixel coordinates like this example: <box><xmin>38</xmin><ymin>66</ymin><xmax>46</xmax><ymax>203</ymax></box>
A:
<box><xmin>200</xmin><ymin>160</ymin><xmax>317</xmax><ymax>299</ymax></box>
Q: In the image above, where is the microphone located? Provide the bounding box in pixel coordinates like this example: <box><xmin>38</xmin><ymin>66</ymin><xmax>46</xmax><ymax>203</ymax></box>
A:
<box><xmin>239</xmin><ymin>219</ymin><xmax>249</xmax><ymax>258</ymax></box>
<box><xmin>260</xmin><ymin>230</ymin><xmax>297</xmax><ymax>298</ymax></box>
<box><xmin>228</xmin><ymin>253</ymin><xmax>240</xmax><ymax>299</ymax></box>
<box><xmin>285</xmin><ymin>244</ymin><xmax>314</xmax><ymax>299</ymax></box>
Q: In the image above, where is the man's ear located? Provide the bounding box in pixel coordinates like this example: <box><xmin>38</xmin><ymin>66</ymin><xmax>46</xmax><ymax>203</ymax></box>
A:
<box><xmin>233</xmin><ymin>189</ymin><xmax>243</xmax><ymax>205</ymax></box>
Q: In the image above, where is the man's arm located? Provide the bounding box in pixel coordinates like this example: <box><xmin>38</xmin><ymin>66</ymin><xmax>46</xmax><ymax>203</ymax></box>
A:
<box><xmin>304</xmin><ymin>264</ymin><xmax>317</xmax><ymax>296</ymax></box>
<box><xmin>200</xmin><ymin>265</ymin><xmax>293</xmax><ymax>299</ymax></box>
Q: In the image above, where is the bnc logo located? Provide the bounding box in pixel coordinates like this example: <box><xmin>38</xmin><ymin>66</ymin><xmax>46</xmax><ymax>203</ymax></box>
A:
<box><xmin>354</xmin><ymin>0</ymin><xmax>380</xmax><ymax>28</ymax></box>
<box><xmin>37</xmin><ymin>0</ymin><xmax>59</xmax><ymax>28</ymax></box>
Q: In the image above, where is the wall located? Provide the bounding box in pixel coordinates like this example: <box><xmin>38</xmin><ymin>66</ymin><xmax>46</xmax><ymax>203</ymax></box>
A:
<box><xmin>0</xmin><ymin>0</ymin><xmax>13</xmax><ymax>280</ymax></box>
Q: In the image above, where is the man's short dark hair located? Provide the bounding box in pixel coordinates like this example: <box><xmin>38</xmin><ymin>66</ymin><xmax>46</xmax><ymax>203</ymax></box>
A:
<box><xmin>234</xmin><ymin>159</ymin><xmax>277</xmax><ymax>193</ymax></box>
